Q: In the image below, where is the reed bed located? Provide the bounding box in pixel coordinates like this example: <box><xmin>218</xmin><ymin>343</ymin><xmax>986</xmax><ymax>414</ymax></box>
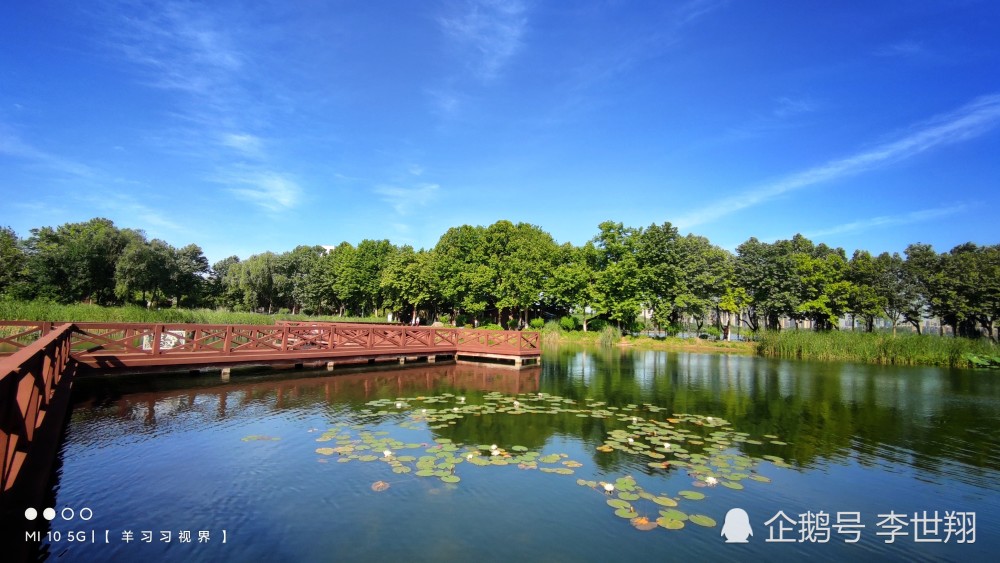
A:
<box><xmin>755</xmin><ymin>329</ymin><xmax>999</xmax><ymax>368</ymax></box>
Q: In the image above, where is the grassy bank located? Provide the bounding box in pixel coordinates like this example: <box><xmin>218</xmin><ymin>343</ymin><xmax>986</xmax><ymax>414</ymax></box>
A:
<box><xmin>543</xmin><ymin>325</ymin><xmax>754</xmax><ymax>354</ymax></box>
<box><xmin>756</xmin><ymin>330</ymin><xmax>1000</xmax><ymax>368</ymax></box>
<box><xmin>0</xmin><ymin>300</ymin><xmax>384</xmax><ymax>325</ymax></box>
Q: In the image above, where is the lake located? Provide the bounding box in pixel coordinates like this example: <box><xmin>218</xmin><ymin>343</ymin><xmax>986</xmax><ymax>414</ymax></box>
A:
<box><xmin>36</xmin><ymin>347</ymin><xmax>1000</xmax><ymax>561</ymax></box>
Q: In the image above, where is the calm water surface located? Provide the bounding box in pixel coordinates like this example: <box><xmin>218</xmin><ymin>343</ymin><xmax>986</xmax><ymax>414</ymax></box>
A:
<box><xmin>38</xmin><ymin>347</ymin><xmax>1000</xmax><ymax>561</ymax></box>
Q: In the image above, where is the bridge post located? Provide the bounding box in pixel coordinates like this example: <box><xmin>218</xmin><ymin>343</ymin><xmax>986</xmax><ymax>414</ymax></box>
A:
<box><xmin>221</xmin><ymin>368</ymin><xmax>231</xmax><ymax>381</ymax></box>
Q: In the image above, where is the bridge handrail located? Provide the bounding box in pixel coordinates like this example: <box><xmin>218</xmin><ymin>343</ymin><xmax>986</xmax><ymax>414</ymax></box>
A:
<box><xmin>0</xmin><ymin>322</ymin><xmax>76</xmax><ymax>492</ymax></box>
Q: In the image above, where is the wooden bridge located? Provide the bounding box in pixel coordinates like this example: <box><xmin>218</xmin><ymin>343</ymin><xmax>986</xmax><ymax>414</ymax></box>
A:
<box><xmin>0</xmin><ymin>320</ymin><xmax>540</xmax><ymax>499</ymax></box>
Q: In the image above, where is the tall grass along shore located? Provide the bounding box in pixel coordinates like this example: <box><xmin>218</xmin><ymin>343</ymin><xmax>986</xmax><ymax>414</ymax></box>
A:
<box><xmin>756</xmin><ymin>330</ymin><xmax>999</xmax><ymax>368</ymax></box>
<box><xmin>0</xmin><ymin>300</ymin><xmax>384</xmax><ymax>326</ymax></box>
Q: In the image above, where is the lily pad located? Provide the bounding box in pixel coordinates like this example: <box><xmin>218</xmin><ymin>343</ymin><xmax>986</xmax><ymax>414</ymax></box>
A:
<box><xmin>657</xmin><ymin>517</ymin><xmax>685</xmax><ymax>530</ymax></box>
<box><xmin>607</xmin><ymin>499</ymin><xmax>631</xmax><ymax>509</ymax></box>
<box><xmin>659</xmin><ymin>509</ymin><xmax>688</xmax><ymax>521</ymax></box>
<box><xmin>315</xmin><ymin>447</ymin><xmax>336</xmax><ymax>455</ymax></box>
<box><xmin>652</xmin><ymin>496</ymin><xmax>678</xmax><ymax>507</ymax></box>
<box><xmin>721</xmin><ymin>481</ymin><xmax>744</xmax><ymax>490</ymax></box>
<box><xmin>614</xmin><ymin>508</ymin><xmax>638</xmax><ymax>519</ymax></box>
<box><xmin>440</xmin><ymin>475</ymin><xmax>461</xmax><ymax>483</ymax></box>
<box><xmin>689</xmin><ymin>514</ymin><xmax>717</xmax><ymax>527</ymax></box>
<box><xmin>618</xmin><ymin>492</ymin><xmax>640</xmax><ymax>501</ymax></box>
<box><xmin>678</xmin><ymin>490</ymin><xmax>705</xmax><ymax>500</ymax></box>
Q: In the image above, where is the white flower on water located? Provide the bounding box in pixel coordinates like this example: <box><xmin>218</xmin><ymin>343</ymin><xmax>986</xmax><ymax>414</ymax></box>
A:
<box><xmin>707</xmin><ymin>416</ymin><xmax>713</xmax><ymax>422</ymax></box>
<box><xmin>490</xmin><ymin>444</ymin><xmax>498</xmax><ymax>451</ymax></box>
<box><xmin>453</xmin><ymin>407</ymin><xmax>459</xmax><ymax>412</ymax></box>
<box><xmin>467</xmin><ymin>453</ymin><xmax>474</xmax><ymax>460</ymax></box>
<box><xmin>627</xmin><ymin>437</ymin><xmax>634</xmax><ymax>444</ymax></box>
<box><xmin>383</xmin><ymin>450</ymin><xmax>392</xmax><ymax>458</ymax></box>
<box><xmin>513</xmin><ymin>400</ymin><xmax>520</xmax><ymax>407</ymax></box>
<box><xmin>632</xmin><ymin>417</ymin><xmax>637</xmax><ymax>423</ymax></box>
<box><xmin>421</xmin><ymin>409</ymin><xmax>427</xmax><ymax>413</ymax></box>
<box><xmin>395</xmin><ymin>402</ymin><xmax>403</xmax><ymax>408</ymax></box>
<box><xmin>458</xmin><ymin>396</ymin><xmax>465</xmax><ymax>402</ymax></box>
<box><xmin>664</xmin><ymin>443</ymin><xmax>671</xmax><ymax>450</ymax></box>
<box><xmin>490</xmin><ymin>449</ymin><xmax>500</xmax><ymax>456</ymax></box>
<box><xmin>706</xmin><ymin>476</ymin><xmax>718</xmax><ymax>486</ymax></box>
<box><xmin>601</xmin><ymin>482</ymin><xmax>615</xmax><ymax>493</ymax></box>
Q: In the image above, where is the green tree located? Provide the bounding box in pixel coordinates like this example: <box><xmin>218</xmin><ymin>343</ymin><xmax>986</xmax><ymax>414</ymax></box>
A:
<box><xmin>22</xmin><ymin>218</ymin><xmax>132</xmax><ymax>304</ymax></box>
<box><xmin>0</xmin><ymin>226</ymin><xmax>25</xmax><ymax>295</ymax></box>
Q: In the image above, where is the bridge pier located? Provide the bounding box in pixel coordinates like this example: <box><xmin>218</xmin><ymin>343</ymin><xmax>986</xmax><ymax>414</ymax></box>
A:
<box><xmin>221</xmin><ymin>368</ymin><xmax>231</xmax><ymax>381</ymax></box>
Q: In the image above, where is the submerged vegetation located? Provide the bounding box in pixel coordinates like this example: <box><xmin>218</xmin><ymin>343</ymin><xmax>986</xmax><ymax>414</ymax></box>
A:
<box><xmin>756</xmin><ymin>330</ymin><xmax>1000</xmax><ymax>368</ymax></box>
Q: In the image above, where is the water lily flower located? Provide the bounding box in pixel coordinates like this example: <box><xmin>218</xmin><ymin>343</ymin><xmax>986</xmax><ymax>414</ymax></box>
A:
<box><xmin>513</xmin><ymin>400</ymin><xmax>520</xmax><ymax>407</ymax></box>
<box><xmin>627</xmin><ymin>437</ymin><xmax>634</xmax><ymax>444</ymax></box>
<box><xmin>467</xmin><ymin>453</ymin><xmax>474</xmax><ymax>460</ymax></box>
<box><xmin>458</xmin><ymin>396</ymin><xmax>465</xmax><ymax>402</ymax></box>
<box><xmin>601</xmin><ymin>482</ymin><xmax>615</xmax><ymax>494</ymax></box>
<box><xmin>707</xmin><ymin>416</ymin><xmax>713</xmax><ymax>421</ymax></box>
<box><xmin>664</xmin><ymin>443</ymin><xmax>671</xmax><ymax>449</ymax></box>
<box><xmin>490</xmin><ymin>444</ymin><xmax>498</xmax><ymax>451</ymax></box>
<box><xmin>383</xmin><ymin>450</ymin><xmax>392</xmax><ymax>458</ymax></box>
<box><xmin>706</xmin><ymin>476</ymin><xmax>718</xmax><ymax>486</ymax></box>
<box><xmin>421</xmin><ymin>409</ymin><xmax>427</xmax><ymax>414</ymax></box>
<box><xmin>632</xmin><ymin>417</ymin><xmax>637</xmax><ymax>423</ymax></box>
<box><xmin>490</xmin><ymin>449</ymin><xmax>500</xmax><ymax>456</ymax></box>
<box><xmin>395</xmin><ymin>402</ymin><xmax>403</xmax><ymax>408</ymax></box>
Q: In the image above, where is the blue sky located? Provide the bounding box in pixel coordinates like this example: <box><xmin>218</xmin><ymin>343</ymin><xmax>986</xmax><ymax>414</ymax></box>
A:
<box><xmin>2</xmin><ymin>1</ymin><xmax>999</xmax><ymax>264</ymax></box>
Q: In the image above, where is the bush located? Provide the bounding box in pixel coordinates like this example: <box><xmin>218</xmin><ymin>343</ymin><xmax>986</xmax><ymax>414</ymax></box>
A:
<box><xmin>559</xmin><ymin>315</ymin><xmax>579</xmax><ymax>331</ymax></box>
<box><xmin>587</xmin><ymin>318</ymin><xmax>607</xmax><ymax>332</ymax></box>
<box><xmin>529</xmin><ymin>318</ymin><xmax>545</xmax><ymax>329</ymax></box>
<box><xmin>701</xmin><ymin>326</ymin><xmax>722</xmax><ymax>339</ymax></box>
<box><xmin>478</xmin><ymin>323</ymin><xmax>503</xmax><ymax>331</ymax></box>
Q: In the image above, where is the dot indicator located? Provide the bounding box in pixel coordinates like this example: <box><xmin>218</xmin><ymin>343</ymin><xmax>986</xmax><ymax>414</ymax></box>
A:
<box><xmin>42</xmin><ymin>508</ymin><xmax>56</xmax><ymax>521</ymax></box>
<box><xmin>25</xmin><ymin>508</ymin><xmax>37</xmax><ymax>521</ymax></box>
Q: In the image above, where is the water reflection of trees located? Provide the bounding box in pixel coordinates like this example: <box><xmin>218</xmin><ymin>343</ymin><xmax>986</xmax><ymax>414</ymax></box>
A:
<box><xmin>543</xmin><ymin>346</ymin><xmax>1000</xmax><ymax>483</ymax></box>
<box><xmin>67</xmin><ymin>350</ymin><xmax>1000</xmax><ymax>483</ymax></box>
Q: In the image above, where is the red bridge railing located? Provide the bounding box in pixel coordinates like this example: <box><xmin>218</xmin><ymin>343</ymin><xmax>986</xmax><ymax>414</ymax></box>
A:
<box><xmin>0</xmin><ymin>322</ymin><xmax>540</xmax><ymax>371</ymax></box>
<box><xmin>0</xmin><ymin>323</ymin><xmax>75</xmax><ymax>493</ymax></box>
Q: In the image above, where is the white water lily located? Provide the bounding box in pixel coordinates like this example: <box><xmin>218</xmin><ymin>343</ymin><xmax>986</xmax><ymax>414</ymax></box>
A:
<box><xmin>383</xmin><ymin>450</ymin><xmax>392</xmax><ymax>458</ymax></box>
<box><xmin>395</xmin><ymin>402</ymin><xmax>403</xmax><ymax>408</ymax></box>
<box><xmin>627</xmin><ymin>437</ymin><xmax>634</xmax><ymax>444</ymax></box>
<box><xmin>467</xmin><ymin>453</ymin><xmax>474</xmax><ymax>460</ymax></box>
<box><xmin>513</xmin><ymin>400</ymin><xmax>520</xmax><ymax>407</ymax></box>
<box><xmin>706</xmin><ymin>476</ymin><xmax>718</xmax><ymax>486</ymax></box>
<box><xmin>458</xmin><ymin>396</ymin><xmax>465</xmax><ymax>402</ymax></box>
<box><xmin>490</xmin><ymin>444</ymin><xmax>498</xmax><ymax>451</ymax></box>
<box><xmin>601</xmin><ymin>482</ymin><xmax>615</xmax><ymax>493</ymax></box>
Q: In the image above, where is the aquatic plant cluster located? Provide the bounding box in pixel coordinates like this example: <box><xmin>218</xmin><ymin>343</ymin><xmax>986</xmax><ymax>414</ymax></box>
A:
<box><xmin>309</xmin><ymin>392</ymin><xmax>791</xmax><ymax>533</ymax></box>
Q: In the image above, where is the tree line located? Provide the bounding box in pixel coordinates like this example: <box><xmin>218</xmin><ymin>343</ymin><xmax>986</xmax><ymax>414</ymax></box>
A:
<box><xmin>0</xmin><ymin>217</ymin><xmax>997</xmax><ymax>340</ymax></box>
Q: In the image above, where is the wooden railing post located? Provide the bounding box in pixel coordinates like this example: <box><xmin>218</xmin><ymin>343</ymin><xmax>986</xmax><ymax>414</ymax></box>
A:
<box><xmin>223</xmin><ymin>325</ymin><xmax>233</xmax><ymax>356</ymax></box>
<box><xmin>151</xmin><ymin>324</ymin><xmax>162</xmax><ymax>355</ymax></box>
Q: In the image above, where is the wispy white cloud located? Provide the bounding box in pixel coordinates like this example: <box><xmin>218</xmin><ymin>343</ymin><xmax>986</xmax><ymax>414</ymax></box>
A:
<box><xmin>675</xmin><ymin>93</ymin><xmax>1000</xmax><ymax>230</ymax></box>
<box><xmin>374</xmin><ymin>183</ymin><xmax>440</xmax><ymax>215</ymax></box>
<box><xmin>803</xmin><ymin>204</ymin><xmax>967</xmax><ymax>239</ymax></box>
<box><xmin>772</xmin><ymin>96</ymin><xmax>816</xmax><ymax>119</ymax></box>
<box><xmin>221</xmin><ymin>132</ymin><xmax>263</xmax><ymax>156</ymax></box>
<box><xmin>216</xmin><ymin>171</ymin><xmax>302</xmax><ymax>211</ymax></box>
<box><xmin>110</xmin><ymin>2</ymin><xmax>243</xmax><ymax>98</ymax></box>
<box><xmin>0</xmin><ymin>130</ymin><xmax>97</xmax><ymax>178</ymax></box>
<box><xmin>440</xmin><ymin>0</ymin><xmax>528</xmax><ymax>80</ymax></box>
<box><xmin>95</xmin><ymin>193</ymin><xmax>185</xmax><ymax>232</ymax></box>
<box><xmin>875</xmin><ymin>40</ymin><xmax>924</xmax><ymax>58</ymax></box>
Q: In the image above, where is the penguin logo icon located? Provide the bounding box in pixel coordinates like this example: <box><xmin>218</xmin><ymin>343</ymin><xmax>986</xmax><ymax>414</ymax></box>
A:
<box><xmin>721</xmin><ymin>508</ymin><xmax>753</xmax><ymax>543</ymax></box>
